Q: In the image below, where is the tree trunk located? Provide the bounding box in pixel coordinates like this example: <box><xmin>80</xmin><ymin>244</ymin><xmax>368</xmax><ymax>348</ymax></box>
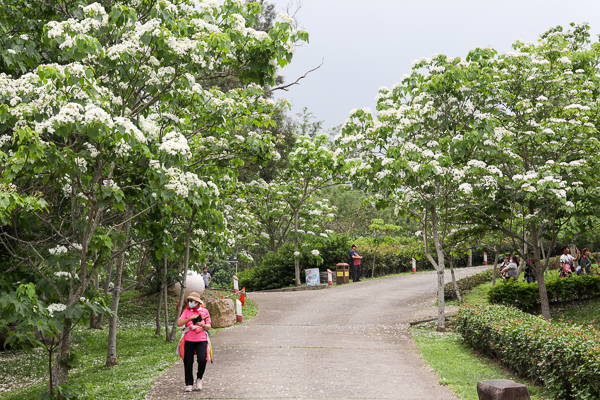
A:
<box><xmin>449</xmin><ymin>255</ymin><xmax>461</xmax><ymax>303</ymax></box>
<box><xmin>89</xmin><ymin>270</ymin><xmax>100</xmax><ymax>329</ymax></box>
<box><xmin>168</xmin><ymin>207</ymin><xmax>197</xmax><ymax>342</ymax></box>
<box><xmin>155</xmin><ymin>284</ymin><xmax>163</xmax><ymax>336</ymax></box>
<box><xmin>105</xmin><ymin>206</ymin><xmax>133</xmax><ymax>367</ymax></box>
<box><xmin>468</xmin><ymin>248</ymin><xmax>472</xmax><ymax>268</ymax></box>
<box><xmin>163</xmin><ymin>253</ymin><xmax>170</xmax><ymax>339</ymax></box>
<box><xmin>436</xmin><ymin>269</ymin><xmax>445</xmax><ymax>331</ymax></box>
<box><xmin>372</xmin><ymin>245</ymin><xmax>378</xmax><ymax>278</ymax></box>
<box><xmin>517</xmin><ymin>231</ymin><xmax>527</xmax><ymax>277</ymax></box>
<box><xmin>54</xmin><ymin>318</ymin><xmax>72</xmax><ymax>389</ymax></box>
<box><xmin>93</xmin><ymin>259</ymin><xmax>115</xmax><ymax>329</ymax></box>
<box><xmin>540</xmin><ymin>238</ymin><xmax>546</xmax><ymax>262</ymax></box>
<box><xmin>536</xmin><ymin>270</ymin><xmax>551</xmax><ymax>320</ymax></box>
<box><xmin>136</xmin><ymin>247</ymin><xmax>151</xmax><ymax>289</ymax></box>
<box><xmin>294</xmin><ymin>210</ymin><xmax>301</xmax><ymax>287</ymax></box>
<box><xmin>429</xmin><ymin>206</ymin><xmax>446</xmax><ymax>332</ymax></box>
<box><xmin>492</xmin><ymin>252</ymin><xmax>499</xmax><ymax>286</ymax></box>
<box><xmin>530</xmin><ymin>222</ymin><xmax>551</xmax><ymax>320</ymax></box>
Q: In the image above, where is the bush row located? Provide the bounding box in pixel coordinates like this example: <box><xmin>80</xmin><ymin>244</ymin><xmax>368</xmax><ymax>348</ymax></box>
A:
<box><xmin>239</xmin><ymin>233</ymin><xmax>491</xmax><ymax>291</ymax></box>
<box><xmin>444</xmin><ymin>269</ymin><xmax>493</xmax><ymax>300</ymax></box>
<box><xmin>456</xmin><ymin>303</ymin><xmax>600</xmax><ymax>400</ymax></box>
<box><xmin>239</xmin><ymin>235</ymin><xmax>352</xmax><ymax>292</ymax></box>
<box><xmin>488</xmin><ymin>275</ymin><xmax>600</xmax><ymax>309</ymax></box>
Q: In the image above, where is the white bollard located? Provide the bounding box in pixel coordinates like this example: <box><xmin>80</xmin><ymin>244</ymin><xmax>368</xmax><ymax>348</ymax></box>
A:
<box><xmin>484</xmin><ymin>252</ymin><xmax>488</xmax><ymax>266</ymax></box>
<box><xmin>236</xmin><ymin>299</ymin><xmax>243</xmax><ymax>323</ymax></box>
<box><xmin>412</xmin><ymin>258</ymin><xmax>417</xmax><ymax>273</ymax></box>
<box><xmin>233</xmin><ymin>275</ymin><xmax>239</xmax><ymax>294</ymax></box>
<box><xmin>327</xmin><ymin>269</ymin><xmax>333</xmax><ymax>287</ymax></box>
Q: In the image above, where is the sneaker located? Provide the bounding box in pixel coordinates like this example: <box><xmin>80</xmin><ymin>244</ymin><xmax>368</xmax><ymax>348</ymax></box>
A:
<box><xmin>195</xmin><ymin>379</ymin><xmax>203</xmax><ymax>391</ymax></box>
<box><xmin>185</xmin><ymin>385</ymin><xmax>193</xmax><ymax>392</ymax></box>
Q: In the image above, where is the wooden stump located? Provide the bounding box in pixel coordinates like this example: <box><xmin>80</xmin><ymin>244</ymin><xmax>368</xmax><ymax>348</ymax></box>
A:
<box><xmin>477</xmin><ymin>379</ymin><xmax>530</xmax><ymax>400</ymax></box>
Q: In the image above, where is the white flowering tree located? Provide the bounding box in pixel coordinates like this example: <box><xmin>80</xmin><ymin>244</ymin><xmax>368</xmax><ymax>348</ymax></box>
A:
<box><xmin>277</xmin><ymin>134</ymin><xmax>349</xmax><ymax>285</ymax></box>
<box><xmin>460</xmin><ymin>24</ymin><xmax>600</xmax><ymax>319</ymax></box>
<box><xmin>231</xmin><ymin>177</ymin><xmax>336</xmax><ymax>262</ymax></box>
<box><xmin>0</xmin><ymin>0</ymin><xmax>306</xmax><ymax>391</ymax></box>
<box><xmin>337</xmin><ymin>52</ymin><xmax>498</xmax><ymax>331</ymax></box>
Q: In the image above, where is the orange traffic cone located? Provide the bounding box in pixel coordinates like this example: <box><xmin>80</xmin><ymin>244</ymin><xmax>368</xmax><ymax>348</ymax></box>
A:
<box><xmin>239</xmin><ymin>288</ymin><xmax>245</xmax><ymax>307</ymax></box>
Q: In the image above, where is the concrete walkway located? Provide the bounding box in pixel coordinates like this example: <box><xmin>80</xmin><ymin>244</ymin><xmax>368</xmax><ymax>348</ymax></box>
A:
<box><xmin>146</xmin><ymin>266</ymin><xmax>487</xmax><ymax>400</ymax></box>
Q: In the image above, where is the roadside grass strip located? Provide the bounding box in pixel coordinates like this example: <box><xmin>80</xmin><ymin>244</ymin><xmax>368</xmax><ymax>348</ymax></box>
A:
<box><xmin>411</xmin><ymin>327</ymin><xmax>552</xmax><ymax>400</ymax></box>
<box><xmin>0</xmin><ymin>290</ymin><xmax>257</xmax><ymax>400</ymax></box>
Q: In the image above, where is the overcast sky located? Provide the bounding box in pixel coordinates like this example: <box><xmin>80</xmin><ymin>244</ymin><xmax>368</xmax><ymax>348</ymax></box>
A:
<box><xmin>267</xmin><ymin>0</ymin><xmax>600</xmax><ymax>130</ymax></box>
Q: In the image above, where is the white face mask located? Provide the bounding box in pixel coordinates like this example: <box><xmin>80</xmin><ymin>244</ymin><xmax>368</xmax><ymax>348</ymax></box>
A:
<box><xmin>188</xmin><ymin>301</ymin><xmax>197</xmax><ymax>308</ymax></box>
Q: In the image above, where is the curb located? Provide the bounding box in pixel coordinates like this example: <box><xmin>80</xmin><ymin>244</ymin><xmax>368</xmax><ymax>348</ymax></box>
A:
<box><xmin>253</xmin><ymin>284</ymin><xmax>330</xmax><ymax>293</ymax></box>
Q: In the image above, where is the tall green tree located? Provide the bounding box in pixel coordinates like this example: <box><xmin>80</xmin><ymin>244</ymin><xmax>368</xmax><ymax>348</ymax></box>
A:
<box><xmin>0</xmin><ymin>0</ymin><xmax>306</xmax><ymax>394</ymax></box>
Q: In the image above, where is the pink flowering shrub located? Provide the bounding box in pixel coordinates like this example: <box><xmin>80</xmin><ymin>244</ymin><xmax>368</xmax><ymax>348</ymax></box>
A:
<box><xmin>457</xmin><ymin>303</ymin><xmax>600</xmax><ymax>399</ymax></box>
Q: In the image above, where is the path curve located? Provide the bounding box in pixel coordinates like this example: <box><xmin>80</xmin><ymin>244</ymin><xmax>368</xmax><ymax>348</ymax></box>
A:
<box><xmin>147</xmin><ymin>266</ymin><xmax>487</xmax><ymax>400</ymax></box>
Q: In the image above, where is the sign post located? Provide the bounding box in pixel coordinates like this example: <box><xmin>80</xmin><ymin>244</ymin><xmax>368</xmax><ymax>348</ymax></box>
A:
<box><xmin>236</xmin><ymin>299</ymin><xmax>243</xmax><ymax>323</ymax></box>
<box><xmin>305</xmin><ymin>268</ymin><xmax>320</xmax><ymax>286</ymax></box>
<box><xmin>233</xmin><ymin>275</ymin><xmax>239</xmax><ymax>294</ymax></box>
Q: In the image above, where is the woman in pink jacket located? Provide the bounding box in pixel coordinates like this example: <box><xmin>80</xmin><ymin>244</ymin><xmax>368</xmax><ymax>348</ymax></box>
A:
<box><xmin>177</xmin><ymin>292</ymin><xmax>211</xmax><ymax>392</ymax></box>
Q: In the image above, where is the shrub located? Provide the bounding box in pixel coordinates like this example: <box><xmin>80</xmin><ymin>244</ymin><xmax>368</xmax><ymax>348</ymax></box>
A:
<box><xmin>239</xmin><ymin>234</ymin><xmax>353</xmax><ymax>292</ymax></box>
<box><xmin>238</xmin><ymin>242</ymin><xmax>296</xmax><ymax>292</ymax></box>
<box><xmin>488</xmin><ymin>275</ymin><xmax>600</xmax><ymax>309</ymax></box>
<box><xmin>456</xmin><ymin>303</ymin><xmax>600</xmax><ymax>400</ymax></box>
<box><xmin>355</xmin><ymin>236</ymin><xmax>497</xmax><ymax>278</ymax></box>
<box><xmin>352</xmin><ymin>238</ymin><xmax>433</xmax><ymax>277</ymax></box>
<box><xmin>206</xmin><ymin>259</ymin><xmax>235</xmax><ymax>289</ymax></box>
<box><xmin>444</xmin><ymin>269</ymin><xmax>493</xmax><ymax>300</ymax></box>
<box><xmin>318</xmin><ymin>233</ymin><xmax>352</xmax><ymax>269</ymax></box>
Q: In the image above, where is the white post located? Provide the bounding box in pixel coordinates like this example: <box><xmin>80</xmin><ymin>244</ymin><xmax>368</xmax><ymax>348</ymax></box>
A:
<box><xmin>327</xmin><ymin>269</ymin><xmax>333</xmax><ymax>287</ymax></box>
<box><xmin>236</xmin><ymin>299</ymin><xmax>243</xmax><ymax>323</ymax></box>
<box><xmin>233</xmin><ymin>275</ymin><xmax>239</xmax><ymax>294</ymax></box>
<box><xmin>412</xmin><ymin>258</ymin><xmax>416</xmax><ymax>273</ymax></box>
<box><xmin>484</xmin><ymin>252</ymin><xmax>488</xmax><ymax>266</ymax></box>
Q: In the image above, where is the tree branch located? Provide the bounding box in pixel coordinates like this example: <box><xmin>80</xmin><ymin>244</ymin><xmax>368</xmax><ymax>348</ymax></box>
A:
<box><xmin>270</xmin><ymin>59</ymin><xmax>323</xmax><ymax>92</ymax></box>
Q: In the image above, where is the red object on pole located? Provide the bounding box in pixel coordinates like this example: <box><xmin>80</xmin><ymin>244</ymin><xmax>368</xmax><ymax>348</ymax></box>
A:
<box><xmin>239</xmin><ymin>288</ymin><xmax>246</xmax><ymax>307</ymax></box>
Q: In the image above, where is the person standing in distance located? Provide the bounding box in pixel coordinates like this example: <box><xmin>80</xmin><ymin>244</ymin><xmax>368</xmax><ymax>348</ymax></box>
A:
<box><xmin>559</xmin><ymin>245</ymin><xmax>579</xmax><ymax>278</ymax></box>
<box><xmin>350</xmin><ymin>244</ymin><xmax>363</xmax><ymax>282</ymax></box>
<box><xmin>200</xmin><ymin>267</ymin><xmax>211</xmax><ymax>289</ymax></box>
<box><xmin>577</xmin><ymin>247</ymin><xmax>593</xmax><ymax>275</ymax></box>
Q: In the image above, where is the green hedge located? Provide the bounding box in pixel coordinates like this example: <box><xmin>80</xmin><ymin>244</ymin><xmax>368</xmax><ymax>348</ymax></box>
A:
<box><xmin>444</xmin><ymin>269</ymin><xmax>493</xmax><ymax>300</ymax></box>
<box><xmin>488</xmin><ymin>275</ymin><xmax>600</xmax><ymax>309</ymax></box>
<box><xmin>355</xmin><ymin>237</ymin><xmax>491</xmax><ymax>278</ymax></box>
<box><xmin>238</xmin><ymin>243</ymin><xmax>296</xmax><ymax>292</ymax></box>
<box><xmin>457</xmin><ymin>303</ymin><xmax>600</xmax><ymax>400</ymax></box>
<box><xmin>239</xmin><ymin>235</ymin><xmax>352</xmax><ymax>292</ymax></box>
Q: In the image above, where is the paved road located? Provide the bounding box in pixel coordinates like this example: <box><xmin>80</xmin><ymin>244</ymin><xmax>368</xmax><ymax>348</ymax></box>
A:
<box><xmin>147</xmin><ymin>267</ymin><xmax>487</xmax><ymax>400</ymax></box>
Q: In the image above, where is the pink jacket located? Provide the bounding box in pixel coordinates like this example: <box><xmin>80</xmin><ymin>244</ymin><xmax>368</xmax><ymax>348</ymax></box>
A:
<box><xmin>179</xmin><ymin>307</ymin><xmax>211</xmax><ymax>342</ymax></box>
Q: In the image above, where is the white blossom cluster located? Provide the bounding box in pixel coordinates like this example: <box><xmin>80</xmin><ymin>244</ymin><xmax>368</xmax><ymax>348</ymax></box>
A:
<box><xmin>47</xmin><ymin>303</ymin><xmax>67</xmax><ymax>317</ymax></box>
<box><xmin>49</xmin><ymin>245</ymin><xmax>68</xmax><ymax>256</ymax></box>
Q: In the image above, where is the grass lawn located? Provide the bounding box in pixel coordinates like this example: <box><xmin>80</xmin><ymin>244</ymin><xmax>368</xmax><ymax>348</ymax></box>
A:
<box><xmin>0</xmin><ymin>289</ymin><xmax>257</xmax><ymax>400</ymax></box>
<box><xmin>411</xmin><ymin>328</ymin><xmax>553</xmax><ymax>400</ymax></box>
